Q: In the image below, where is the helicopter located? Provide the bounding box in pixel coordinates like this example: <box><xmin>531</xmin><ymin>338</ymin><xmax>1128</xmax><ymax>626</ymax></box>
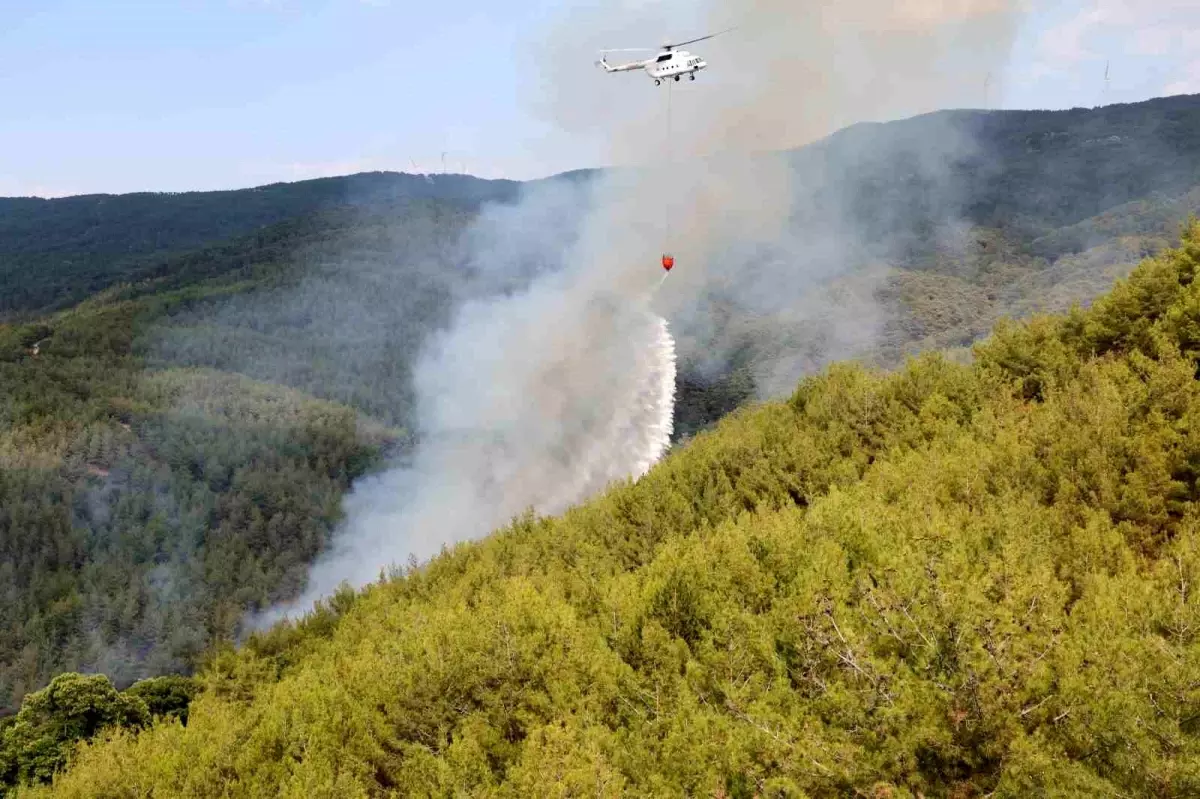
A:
<box><xmin>596</xmin><ymin>29</ymin><xmax>733</xmax><ymax>86</ymax></box>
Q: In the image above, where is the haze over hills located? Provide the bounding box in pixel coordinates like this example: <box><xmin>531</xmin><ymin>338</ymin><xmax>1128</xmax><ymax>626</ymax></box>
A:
<box><xmin>0</xmin><ymin>173</ymin><xmax>523</xmax><ymax>321</ymax></box>
<box><xmin>7</xmin><ymin>92</ymin><xmax>1200</xmax><ymax>320</ymax></box>
<box><xmin>4</xmin><ymin>93</ymin><xmax>1200</xmax><ymax>792</ymax></box>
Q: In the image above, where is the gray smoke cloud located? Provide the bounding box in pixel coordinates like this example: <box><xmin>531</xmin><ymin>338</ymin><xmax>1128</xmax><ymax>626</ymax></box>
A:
<box><xmin>522</xmin><ymin>0</ymin><xmax>1031</xmax><ymax>393</ymax></box>
<box><xmin>262</xmin><ymin>0</ymin><xmax>1032</xmax><ymax>621</ymax></box>
<box><xmin>261</xmin><ymin>198</ymin><xmax>677</xmax><ymax>621</ymax></box>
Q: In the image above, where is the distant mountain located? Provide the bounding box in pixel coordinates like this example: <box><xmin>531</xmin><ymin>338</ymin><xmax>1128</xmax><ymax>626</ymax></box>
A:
<box><xmin>0</xmin><ymin>172</ymin><xmax>520</xmax><ymax>319</ymax></box>
<box><xmin>6</xmin><ymin>94</ymin><xmax>1199</xmax><ymax>321</ymax></box>
<box><xmin>785</xmin><ymin>93</ymin><xmax>1200</xmax><ymax>260</ymax></box>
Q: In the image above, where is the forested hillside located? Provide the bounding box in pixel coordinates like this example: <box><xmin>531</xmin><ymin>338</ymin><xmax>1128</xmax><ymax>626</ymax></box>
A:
<box><xmin>0</xmin><ymin>271</ymin><xmax>398</xmax><ymax>712</ymax></box>
<box><xmin>3</xmin><ymin>95</ymin><xmax>1200</xmax><ymax>755</ymax></box>
<box><xmin>14</xmin><ymin>220</ymin><xmax>1200</xmax><ymax>796</ymax></box>
<box><xmin>0</xmin><ymin>173</ymin><xmax>518</xmax><ymax>320</ymax></box>
<box><xmin>798</xmin><ymin>93</ymin><xmax>1200</xmax><ymax>251</ymax></box>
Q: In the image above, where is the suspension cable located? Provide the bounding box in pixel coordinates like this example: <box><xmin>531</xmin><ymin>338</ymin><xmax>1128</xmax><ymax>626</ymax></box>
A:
<box><xmin>665</xmin><ymin>79</ymin><xmax>673</xmax><ymax>256</ymax></box>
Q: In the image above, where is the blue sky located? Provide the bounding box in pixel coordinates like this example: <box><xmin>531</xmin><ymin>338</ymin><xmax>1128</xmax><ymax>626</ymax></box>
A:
<box><xmin>1005</xmin><ymin>0</ymin><xmax>1200</xmax><ymax>110</ymax></box>
<box><xmin>0</xmin><ymin>0</ymin><xmax>1197</xmax><ymax>197</ymax></box>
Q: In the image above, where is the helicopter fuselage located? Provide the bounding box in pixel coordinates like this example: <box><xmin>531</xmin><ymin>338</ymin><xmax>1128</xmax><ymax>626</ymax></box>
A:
<box><xmin>645</xmin><ymin>49</ymin><xmax>706</xmax><ymax>83</ymax></box>
<box><xmin>598</xmin><ymin>28</ymin><xmax>730</xmax><ymax>83</ymax></box>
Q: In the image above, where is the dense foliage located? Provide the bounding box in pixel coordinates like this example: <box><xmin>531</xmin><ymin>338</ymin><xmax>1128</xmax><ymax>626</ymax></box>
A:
<box><xmin>0</xmin><ymin>672</ymin><xmax>198</xmax><ymax>790</ymax></box>
<box><xmin>14</xmin><ymin>221</ymin><xmax>1200</xmax><ymax>796</ymax></box>
<box><xmin>0</xmin><ymin>278</ymin><xmax>396</xmax><ymax>712</ymax></box>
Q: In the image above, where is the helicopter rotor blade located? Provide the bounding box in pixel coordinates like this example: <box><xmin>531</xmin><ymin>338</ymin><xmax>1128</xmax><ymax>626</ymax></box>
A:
<box><xmin>598</xmin><ymin>48</ymin><xmax>657</xmax><ymax>54</ymax></box>
<box><xmin>663</xmin><ymin>27</ymin><xmax>736</xmax><ymax>49</ymax></box>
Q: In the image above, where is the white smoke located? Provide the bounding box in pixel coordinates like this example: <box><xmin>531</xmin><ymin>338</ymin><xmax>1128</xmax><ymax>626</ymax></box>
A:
<box><xmin>259</xmin><ymin>254</ymin><xmax>676</xmax><ymax>622</ymax></box>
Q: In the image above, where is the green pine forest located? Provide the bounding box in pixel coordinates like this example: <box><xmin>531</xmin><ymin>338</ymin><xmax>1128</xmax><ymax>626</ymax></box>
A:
<box><xmin>5</xmin><ymin>95</ymin><xmax>1200</xmax><ymax>794</ymax></box>
<box><xmin>11</xmin><ymin>218</ymin><xmax>1200</xmax><ymax>796</ymax></box>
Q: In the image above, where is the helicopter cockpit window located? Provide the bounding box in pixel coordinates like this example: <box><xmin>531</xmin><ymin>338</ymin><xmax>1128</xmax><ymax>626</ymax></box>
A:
<box><xmin>656</xmin><ymin>54</ymin><xmax>672</xmax><ymax>62</ymax></box>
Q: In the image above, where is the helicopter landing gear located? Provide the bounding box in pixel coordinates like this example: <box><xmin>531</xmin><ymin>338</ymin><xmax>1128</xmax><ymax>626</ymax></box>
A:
<box><xmin>674</xmin><ymin>74</ymin><xmax>681</xmax><ymax>82</ymax></box>
<box><xmin>689</xmin><ymin>73</ymin><xmax>696</xmax><ymax>81</ymax></box>
<box><xmin>655</xmin><ymin>79</ymin><xmax>661</xmax><ymax>86</ymax></box>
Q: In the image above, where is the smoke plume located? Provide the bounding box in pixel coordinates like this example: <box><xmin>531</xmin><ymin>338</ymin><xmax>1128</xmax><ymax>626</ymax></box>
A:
<box><xmin>266</xmin><ymin>0</ymin><xmax>1031</xmax><ymax>619</ymax></box>
<box><xmin>261</xmin><ymin>214</ymin><xmax>677</xmax><ymax>620</ymax></box>
<box><xmin>523</xmin><ymin>0</ymin><xmax>1031</xmax><ymax>390</ymax></box>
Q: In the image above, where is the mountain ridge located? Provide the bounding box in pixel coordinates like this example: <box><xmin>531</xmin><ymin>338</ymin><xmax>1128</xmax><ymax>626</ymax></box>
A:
<box><xmin>6</xmin><ymin>93</ymin><xmax>1200</xmax><ymax>320</ymax></box>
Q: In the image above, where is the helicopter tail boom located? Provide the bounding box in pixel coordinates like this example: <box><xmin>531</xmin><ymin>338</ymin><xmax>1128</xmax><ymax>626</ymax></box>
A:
<box><xmin>596</xmin><ymin>49</ymin><xmax>654</xmax><ymax>73</ymax></box>
<box><xmin>596</xmin><ymin>57</ymin><xmax>646</xmax><ymax>73</ymax></box>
